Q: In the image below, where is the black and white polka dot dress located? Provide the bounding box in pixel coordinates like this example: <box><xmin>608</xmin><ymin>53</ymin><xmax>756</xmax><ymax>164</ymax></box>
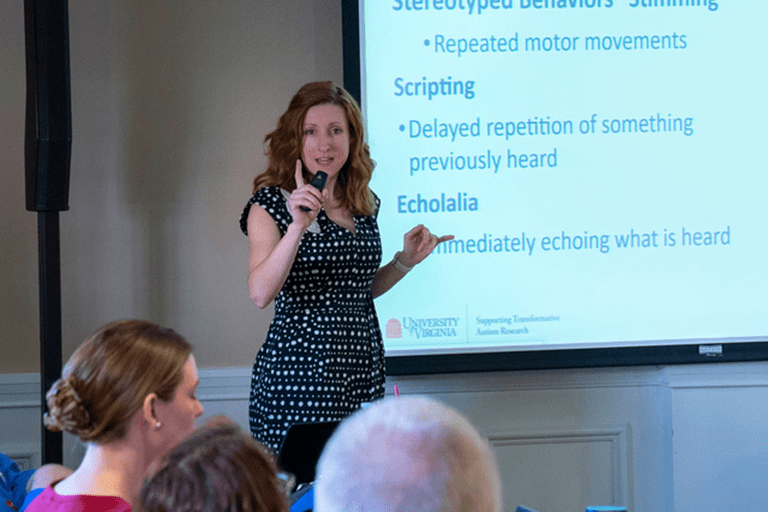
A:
<box><xmin>240</xmin><ymin>186</ymin><xmax>386</xmax><ymax>452</ymax></box>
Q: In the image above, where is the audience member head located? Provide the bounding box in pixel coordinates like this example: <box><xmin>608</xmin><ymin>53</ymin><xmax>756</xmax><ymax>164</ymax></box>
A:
<box><xmin>314</xmin><ymin>395</ymin><xmax>502</xmax><ymax>512</ymax></box>
<box><xmin>255</xmin><ymin>81</ymin><xmax>375</xmax><ymax>215</ymax></box>
<box><xmin>43</xmin><ymin>319</ymin><xmax>203</xmax><ymax>446</ymax></box>
<box><xmin>140</xmin><ymin>420</ymin><xmax>288</xmax><ymax>512</ymax></box>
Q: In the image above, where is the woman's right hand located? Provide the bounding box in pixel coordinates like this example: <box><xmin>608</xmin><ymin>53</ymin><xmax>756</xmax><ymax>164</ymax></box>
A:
<box><xmin>287</xmin><ymin>159</ymin><xmax>326</xmax><ymax>231</ymax></box>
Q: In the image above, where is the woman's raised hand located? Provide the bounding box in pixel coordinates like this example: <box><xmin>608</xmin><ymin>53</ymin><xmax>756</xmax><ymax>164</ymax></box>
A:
<box><xmin>287</xmin><ymin>159</ymin><xmax>327</xmax><ymax>230</ymax></box>
<box><xmin>398</xmin><ymin>224</ymin><xmax>454</xmax><ymax>267</ymax></box>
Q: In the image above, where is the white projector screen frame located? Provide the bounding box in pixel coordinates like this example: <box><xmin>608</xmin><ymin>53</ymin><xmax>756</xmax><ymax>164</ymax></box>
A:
<box><xmin>341</xmin><ymin>0</ymin><xmax>768</xmax><ymax>374</ymax></box>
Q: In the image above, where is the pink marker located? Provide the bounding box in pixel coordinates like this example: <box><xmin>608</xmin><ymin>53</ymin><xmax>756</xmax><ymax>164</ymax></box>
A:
<box><xmin>394</xmin><ymin>385</ymin><xmax>400</xmax><ymax>398</ymax></box>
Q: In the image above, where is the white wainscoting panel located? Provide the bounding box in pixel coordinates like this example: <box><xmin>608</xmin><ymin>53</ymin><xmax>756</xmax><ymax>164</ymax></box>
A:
<box><xmin>667</xmin><ymin>362</ymin><xmax>768</xmax><ymax>512</ymax></box>
<box><xmin>0</xmin><ymin>443</ymin><xmax>40</xmax><ymax>472</ymax></box>
<box><xmin>488</xmin><ymin>426</ymin><xmax>628</xmax><ymax>512</ymax></box>
<box><xmin>195</xmin><ymin>367</ymin><xmax>252</xmax><ymax>431</ymax></box>
<box><xmin>3</xmin><ymin>362</ymin><xmax>767</xmax><ymax>512</ymax></box>
<box><xmin>385</xmin><ymin>367</ymin><xmax>670</xmax><ymax>512</ymax></box>
<box><xmin>0</xmin><ymin>373</ymin><xmax>42</xmax><ymax>470</ymax></box>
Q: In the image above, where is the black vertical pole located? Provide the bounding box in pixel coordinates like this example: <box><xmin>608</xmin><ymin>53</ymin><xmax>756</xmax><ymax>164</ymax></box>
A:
<box><xmin>38</xmin><ymin>211</ymin><xmax>63</xmax><ymax>464</ymax></box>
<box><xmin>24</xmin><ymin>0</ymin><xmax>71</xmax><ymax>465</ymax></box>
<box><xmin>341</xmin><ymin>0</ymin><xmax>361</xmax><ymax>105</ymax></box>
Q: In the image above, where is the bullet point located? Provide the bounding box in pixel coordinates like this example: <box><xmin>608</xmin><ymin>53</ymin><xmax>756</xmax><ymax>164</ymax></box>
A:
<box><xmin>424</xmin><ymin>39</ymin><xmax>430</xmax><ymax>46</ymax></box>
<box><xmin>399</xmin><ymin>125</ymin><xmax>405</xmax><ymax>132</ymax></box>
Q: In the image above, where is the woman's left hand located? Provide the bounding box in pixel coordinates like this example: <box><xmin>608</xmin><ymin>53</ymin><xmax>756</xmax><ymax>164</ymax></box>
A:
<box><xmin>398</xmin><ymin>225</ymin><xmax>454</xmax><ymax>267</ymax></box>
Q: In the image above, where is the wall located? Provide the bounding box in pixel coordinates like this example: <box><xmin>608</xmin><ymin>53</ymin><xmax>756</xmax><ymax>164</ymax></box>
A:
<box><xmin>1</xmin><ymin>2</ymin><xmax>766</xmax><ymax>512</ymax></box>
<box><xmin>1</xmin><ymin>0</ymin><xmax>343</xmax><ymax>372</ymax></box>
<box><xmin>667</xmin><ymin>362</ymin><xmax>768</xmax><ymax>511</ymax></box>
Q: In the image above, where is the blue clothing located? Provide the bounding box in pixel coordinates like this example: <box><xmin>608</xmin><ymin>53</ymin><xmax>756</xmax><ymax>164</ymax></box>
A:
<box><xmin>19</xmin><ymin>488</ymin><xmax>43</xmax><ymax>511</ymax></box>
<box><xmin>0</xmin><ymin>453</ymin><xmax>35</xmax><ymax>512</ymax></box>
<box><xmin>290</xmin><ymin>486</ymin><xmax>314</xmax><ymax>512</ymax></box>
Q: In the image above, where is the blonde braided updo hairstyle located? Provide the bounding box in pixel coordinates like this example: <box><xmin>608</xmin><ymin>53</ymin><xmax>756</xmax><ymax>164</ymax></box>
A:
<box><xmin>44</xmin><ymin>319</ymin><xmax>192</xmax><ymax>444</ymax></box>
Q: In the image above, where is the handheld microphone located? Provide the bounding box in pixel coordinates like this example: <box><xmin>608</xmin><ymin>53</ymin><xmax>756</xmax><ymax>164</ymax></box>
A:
<box><xmin>299</xmin><ymin>171</ymin><xmax>328</xmax><ymax>212</ymax></box>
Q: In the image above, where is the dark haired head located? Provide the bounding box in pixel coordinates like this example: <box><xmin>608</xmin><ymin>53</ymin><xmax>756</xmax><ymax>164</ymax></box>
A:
<box><xmin>140</xmin><ymin>421</ymin><xmax>288</xmax><ymax>512</ymax></box>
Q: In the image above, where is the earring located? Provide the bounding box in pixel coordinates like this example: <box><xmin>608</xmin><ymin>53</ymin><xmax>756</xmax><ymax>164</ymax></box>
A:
<box><xmin>155</xmin><ymin>421</ymin><xmax>162</xmax><ymax>428</ymax></box>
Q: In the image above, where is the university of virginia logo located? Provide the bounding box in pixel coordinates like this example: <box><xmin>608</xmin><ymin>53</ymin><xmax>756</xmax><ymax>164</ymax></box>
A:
<box><xmin>386</xmin><ymin>319</ymin><xmax>403</xmax><ymax>338</ymax></box>
<box><xmin>386</xmin><ymin>317</ymin><xmax>459</xmax><ymax>339</ymax></box>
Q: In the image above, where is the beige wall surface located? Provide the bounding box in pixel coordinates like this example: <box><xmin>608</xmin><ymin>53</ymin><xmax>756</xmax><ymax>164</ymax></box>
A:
<box><xmin>0</xmin><ymin>0</ymin><xmax>344</xmax><ymax>373</ymax></box>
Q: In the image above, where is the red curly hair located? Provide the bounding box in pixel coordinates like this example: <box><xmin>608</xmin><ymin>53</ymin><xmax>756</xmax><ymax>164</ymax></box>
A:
<box><xmin>253</xmin><ymin>81</ymin><xmax>376</xmax><ymax>216</ymax></box>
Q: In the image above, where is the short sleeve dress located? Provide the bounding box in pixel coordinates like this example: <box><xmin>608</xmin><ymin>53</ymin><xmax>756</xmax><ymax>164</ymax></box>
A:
<box><xmin>240</xmin><ymin>186</ymin><xmax>386</xmax><ymax>452</ymax></box>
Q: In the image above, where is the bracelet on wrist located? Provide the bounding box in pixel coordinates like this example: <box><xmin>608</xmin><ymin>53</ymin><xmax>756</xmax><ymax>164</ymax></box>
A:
<box><xmin>393</xmin><ymin>252</ymin><xmax>413</xmax><ymax>274</ymax></box>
